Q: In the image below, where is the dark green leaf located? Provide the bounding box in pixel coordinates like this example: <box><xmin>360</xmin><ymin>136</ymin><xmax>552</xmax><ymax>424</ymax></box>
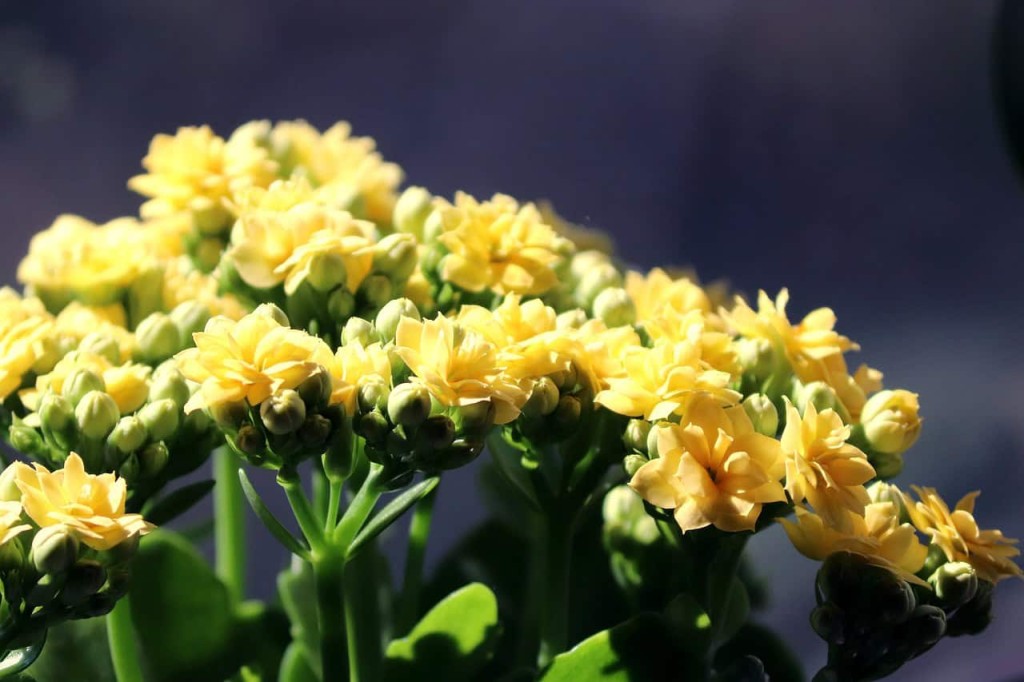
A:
<box><xmin>384</xmin><ymin>583</ymin><xmax>501</xmax><ymax>682</ymax></box>
<box><xmin>715</xmin><ymin>577</ymin><xmax>751</xmax><ymax>646</ymax></box>
<box><xmin>276</xmin><ymin>562</ymin><xmax>323</xmax><ymax>681</ymax></box>
<box><xmin>238</xmin><ymin>468</ymin><xmax>310</xmax><ymax>560</ymax></box>
<box><xmin>142</xmin><ymin>479</ymin><xmax>215</xmax><ymax>526</ymax></box>
<box><xmin>347</xmin><ymin>477</ymin><xmax>439</xmax><ymax>560</ymax></box>
<box><xmin>278</xmin><ymin>642</ymin><xmax>318</xmax><ymax>682</ymax></box>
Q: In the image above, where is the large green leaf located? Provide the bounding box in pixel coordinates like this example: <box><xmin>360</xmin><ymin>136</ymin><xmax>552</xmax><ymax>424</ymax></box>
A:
<box><xmin>130</xmin><ymin>531</ymin><xmax>284</xmax><ymax>682</ymax></box>
<box><xmin>384</xmin><ymin>583</ymin><xmax>501</xmax><ymax>682</ymax></box>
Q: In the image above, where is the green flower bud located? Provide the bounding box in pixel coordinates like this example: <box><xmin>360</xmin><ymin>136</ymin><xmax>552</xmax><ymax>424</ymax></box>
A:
<box><xmin>816</xmin><ymin>552</ymin><xmax>863</xmax><ymax>608</ymax></box>
<box><xmin>107</xmin><ymin>416</ymin><xmax>148</xmax><ymax>454</ymax></box>
<box><xmin>235</xmin><ymin>424</ymin><xmax>266</xmax><ymax>456</ymax></box>
<box><xmin>569</xmin><ymin>250</ymin><xmax>613</xmax><ymax>284</ymax></box>
<box><xmin>387</xmin><ymin>383</ymin><xmax>432</xmax><ymax>428</ymax></box>
<box><xmin>860</xmin><ymin>389</ymin><xmax>921</xmax><ymax>456</ymax></box>
<box><xmin>194</xmin><ymin>203</ymin><xmax>232</xmax><ymax>236</ymax></box>
<box><xmin>40</xmin><ymin>393</ymin><xmax>77</xmax><ymax>450</ymax></box>
<box><xmin>907</xmin><ymin>605</ymin><xmax>946</xmax><ymax>647</ymax></box>
<box><xmin>375</xmin><ymin>298</ymin><xmax>420</xmax><ymax>342</ymax></box>
<box><xmin>75</xmin><ymin>390</ymin><xmax>120</xmax><ymax>440</ymax></box>
<box><xmin>328</xmin><ymin>288</ymin><xmax>356</xmax><ymax>321</ymax></box>
<box><xmin>31</xmin><ymin>525</ymin><xmax>79</xmax><ymax>575</ymax></box>
<box><xmin>574</xmin><ymin>262</ymin><xmax>622</xmax><ymax>309</ymax></box>
<box><xmin>556</xmin><ymin>309</ymin><xmax>588</xmax><ymax>330</ymax></box>
<box><xmin>374</xmin><ymin>233</ymin><xmax>418</xmax><ymax>281</ymax></box>
<box><xmin>8</xmin><ymin>423</ymin><xmax>45</xmax><ymax>457</ymax></box>
<box><xmin>810</xmin><ymin>603</ymin><xmax>845</xmax><ymax>644</ymax></box>
<box><xmin>795</xmin><ymin>381</ymin><xmax>840</xmax><ymax>415</ymax></box>
<box><xmin>623</xmin><ymin>419</ymin><xmax>652</xmax><ymax>453</ymax></box>
<box><xmin>0</xmin><ymin>465</ymin><xmax>21</xmax><ymax>502</ymax></box>
<box><xmin>551</xmin><ymin>395</ymin><xmax>583</xmax><ymax>433</ymax></box>
<box><xmin>454</xmin><ymin>400</ymin><xmax>496</xmax><ymax>436</ymax></box>
<box><xmin>210</xmin><ymin>400</ymin><xmax>249</xmax><ymax>430</ymax></box>
<box><xmin>61</xmin><ymin>560</ymin><xmax>107</xmax><ymax>607</ymax></box>
<box><xmin>323</xmin><ymin>418</ymin><xmax>354</xmax><ymax>481</ymax></box>
<box><xmin>25</xmin><ymin>573</ymin><xmax>62</xmax><ymax>608</ymax></box>
<box><xmin>550</xmin><ymin>364</ymin><xmax>579</xmax><ymax>392</ymax></box>
<box><xmin>438</xmin><ymin>438</ymin><xmax>484</xmax><ymax>470</ymax></box>
<box><xmin>0</xmin><ymin>535</ymin><xmax>25</xmax><ymax>571</ymax></box>
<box><xmin>736</xmin><ymin>338</ymin><xmax>774</xmax><ymax>380</ymax></box>
<box><xmin>422</xmin><ymin>208</ymin><xmax>444</xmax><ymax>243</ymax></box>
<box><xmin>945</xmin><ymin>580</ymin><xmax>993</xmax><ymax>637</ymax></box>
<box><xmin>297</xmin><ymin>371</ymin><xmax>332</xmax><ymax>410</ymax></box>
<box><xmin>78</xmin><ymin>332</ymin><xmax>122</xmax><ymax>365</ymax></box>
<box><xmin>306</xmin><ymin>251</ymin><xmax>348</xmax><ymax>292</ymax></box>
<box><xmin>592</xmin><ymin>287</ymin><xmax>636</xmax><ymax>327</ymax></box>
<box><xmin>169</xmin><ymin>300</ymin><xmax>211</xmax><ymax>342</ymax></box>
<box><xmin>929</xmin><ymin>561</ymin><xmax>978</xmax><ymax>609</ymax></box>
<box><xmin>742</xmin><ymin>394</ymin><xmax>779</xmax><ymax>436</ymax></box>
<box><xmin>867</xmin><ymin>482</ymin><xmax>909</xmax><ymax>522</ymax></box>
<box><xmin>393</xmin><ymin>186</ymin><xmax>433</xmax><ymax>239</ymax></box>
<box><xmin>298</xmin><ymin>414</ymin><xmax>332</xmax><ymax>450</ymax></box>
<box><xmin>623</xmin><ymin>453</ymin><xmax>648</xmax><ymax>477</ymax></box>
<box><xmin>874</xmin><ymin>573</ymin><xmax>916</xmax><ymax>624</ymax></box>
<box><xmin>252</xmin><ymin>303</ymin><xmax>290</xmax><ymax>327</ymax></box>
<box><xmin>119</xmin><ymin>453</ymin><xmax>140</xmax><ymax>481</ymax></box>
<box><xmin>522</xmin><ymin>376</ymin><xmax>560</xmax><ymax>418</ymax></box>
<box><xmin>646</xmin><ymin>423</ymin><xmax>662</xmax><ymax>459</ymax></box>
<box><xmin>193</xmin><ymin>236</ymin><xmax>225</xmax><ymax>272</ymax></box>
<box><xmin>63</xmin><ymin>368</ymin><xmax>106</xmax><ymax>406</ymax></box>
<box><xmin>148</xmin><ymin>365</ymin><xmax>191</xmax><ymax>409</ymax></box>
<box><xmin>342</xmin><ymin>317</ymin><xmax>379</xmax><ymax>346</ymax></box>
<box><xmin>386</xmin><ymin>428</ymin><xmax>413</xmax><ymax>455</ymax></box>
<box><xmin>139</xmin><ymin>441</ymin><xmax>170</xmax><ymax>477</ymax></box>
<box><xmin>260</xmin><ymin>390</ymin><xmax>307</xmax><ymax>435</ymax></box>
<box><xmin>355</xmin><ymin>411</ymin><xmax>390</xmax><ymax>444</ymax></box>
<box><xmin>868</xmin><ymin>450</ymin><xmax>904</xmax><ymax>480</ymax></box>
<box><xmin>137</xmin><ymin>399</ymin><xmax>180</xmax><ymax>442</ymax></box>
<box><xmin>358</xmin><ymin>380</ymin><xmax>390</xmax><ymax>414</ymax></box>
<box><xmin>359</xmin><ymin>274</ymin><xmax>393</xmax><ymax>309</ymax></box>
<box><xmin>135</xmin><ymin>313</ymin><xmax>181</xmax><ymax>363</ymax></box>
<box><xmin>418</xmin><ymin>415</ymin><xmax>456</xmax><ymax>451</ymax></box>
<box><xmin>920</xmin><ymin>543</ymin><xmax>948</xmax><ymax>577</ymax></box>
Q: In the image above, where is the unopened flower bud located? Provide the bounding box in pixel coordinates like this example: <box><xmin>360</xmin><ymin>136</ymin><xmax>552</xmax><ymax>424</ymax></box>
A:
<box><xmin>328</xmin><ymin>288</ymin><xmax>356</xmax><ymax>320</ymax></box>
<box><xmin>298</xmin><ymin>414</ymin><xmax>332</xmax><ymax>450</ymax></box>
<box><xmin>107</xmin><ymin>416</ymin><xmax>148</xmax><ymax>454</ymax></box>
<box><xmin>574</xmin><ymin>262</ymin><xmax>622</xmax><ymax>309</ymax></box>
<box><xmin>25</xmin><ymin>573</ymin><xmax>61</xmax><ymax>608</ymax></box>
<box><xmin>139</xmin><ymin>441</ymin><xmax>169</xmax><ymax>477</ymax></box>
<box><xmin>874</xmin><ymin>573</ymin><xmax>916</xmax><ymax>624</ymax></box>
<box><xmin>8</xmin><ymin>423</ymin><xmax>45</xmax><ymax>457</ymax></box>
<box><xmin>235</xmin><ymin>424</ymin><xmax>266</xmax><ymax>456</ymax></box>
<box><xmin>647</xmin><ymin>423</ymin><xmax>662</xmax><ymax>459</ymax></box>
<box><xmin>422</xmin><ymin>208</ymin><xmax>444</xmax><ymax>243</ymax></box>
<box><xmin>119</xmin><ymin>453</ymin><xmax>140</xmax><ymax>481</ymax></box>
<box><xmin>76</xmin><ymin>390</ymin><xmax>120</xmax><ymax>440</ymax></box>
<box><xmin>623</xmin><ymin>453</ymin><xmax>648</xmax><ymax>478</ymax></box>
<box><xmin>148</xmin><ymin>365</ymin><xmax>191</xmax><ymax>409</ymax></box>
<box><xmin>930</xmin><ymin>561</ymin><xmax>978</xmax><ymax>609</ymax></box>
<box><xmin>945</xmin><ymin>580</ymin><xmax>993</xmax><ymax>637</ymax></box>
<box><xmin>61</xmin><ymin>560</ymin><xmax>107</xmax><ymax>607</ymax></box>
<box><xmin>359</xmin><ymin>275</ymin><xmax>393</xmax><ymax>309</ymax></box>
<box><xmin>63</xmin><ymin>368</ymin><xmax>106</xmax><ymax>406</ymax></box>
<box><xmin>0</xmin><ymin>535</ymin><xmax>25</xmax><ymax>571</ymax></box>
<box><xmin>556</xmin><ymin>309</ymin><xmax>588</xmax><ymax>330</ymax></box>
<box><xmin>387</xmin><ymin>383</ymin><xmax>431</xmax><ymax>428</ymax></box>
<box><xmin>135</xmin><ymin>313</ymin><xmax>181</xmax><ymax>363</ymax></box>
<box><xmin>169</xmin><ymin>300</ymin><xmax>211</xmax><ymax>342</ymax></box>
<box><xmin>810</xmin><ymin>603</ymin><xmax>845</xmax><ymax>644</ymax></box>
<box><xmin>374</xmin><ymin>233</ymin><xmax>418</xmax><ymax>281</ymax></box>
<box><xmin>306</xmin><ymin>251</ymin><xmax>348</xmax><ymax>292</ymax></box>
<box><xmin>0</xmin><ymin>465</ymin><xmax>21</xmax><ymax>502</ymax></box>
<box><xmin>569</xmin><ymin>250</ymin><xmax>613</xmax><ymax>284</ymax></box>
<box><xmin>437</xmin><ymin>438</ymin><xmax>484</xmax><ymax>470</ymax></box>
<box><xmin>252</xmin><ymin>303</ymin><xmax>290</xmax><ymax>327</ymax></box>
<box><xmin>78</xmin><ymin>333</ymin><xmax>121</xmax><ymax>365</ymax></box>
<box><xmin>455</xmin><ymin>400</ymin><xmax>496</xmax><ymax>436</ymax></box>
<box><xmin>736</xmin><ymin>338</ymin><xmax>774</xmax><ymax>380</ymax></box>
<box><xmin>375</xmin><ymin>298</ymin><xmax>420</xmax><ymax>342</ymax></box>
<box><xmin>393</xmin><ymin>186</ymin><xmax>433</xmax><ymax>239</ymax></box>
<box><xmin>418</xmin><ymin>415</ymin><xmax>456</xmax><ymax>450</ymax></box>
<box><xmin>742</xmin><ymin>394</ymin><xmax>779</xmax><ymax>436</ymax></box>
<box><xmin>795</xmin><ymin>381</ymin><xmax>840</xmax><ymax>416</ymax></box>
<box><xmin>323</xmin><ymin>417</ymin><xmax>354</xmax><ymax>481</ymax></box>
<box><xmin>623</xmin><ymin>419</ymin><xmax>651</xmax><ymax>453</ymax></box>
<box><xmin>210</xmin><ymin>400</ymin><xmax>249</xmax><ymax>430</ymax></box>
<box><xmin>31</xmin><ymin>525</ymin><xmax>79</xmax><ymax>574</ymax></box>
<box><xmin>138</xmin><ymin>399</ymin><xmax>180</xmax><ymax>442</ymax></box>
<box><xmin>522</xmin><ymin>376</ymin><xmax>560</xmax><ymax>418</ymax></box>
<box><xmin>342</xmin><ymin>317</ymin><xmax>379</xmax><ymax>347</ymax></box>
<box><xmin>297</xmin><ymin>371</ymin><xmax>332</xmax><ymax>410</ymax></box>
<box><xmin>868</xmin><ymin>450</ymin><xmax>903</xmax><ymax>480</ymax></box>
<box><xmin>356</xmin><ymin>411</ymin><xmax>390</xmax><ymax>444</ymax></box>
<box><xmin>907</xmin><ymin>605</ymin><xmax>946</xmax><ymax>647</ymax></box>
<box><xmin>193</xmin><ymin>236</ymin><xmax>225</xmax><ymax>272</ymax></box>
<box><xmin>550</xmin><ymin>364</ymin><xmax>579</xmax><ymax>392</ymax></box>
<box><xmin>260</xmin><ymin>390</ymin><xmax>307</xmax><ymax>435</ymax></box>
<box><xmin>552</xmin><ymin>395</ymin><xmax>583</xmax><ymax>433</ymax></box>
<box><xmin>860</xmin><ymin>389</ymin><xmax>921</xmax><ymax>455</ymax></box>
<box><xmin>40</xmin><ymin>393</ymin><xmax>77</xmax><ymax>450</ymax></box>
<box><xmin>358</xmin><ymin>380</ymin><xmax>390</xmax><ymax>414</ymax></box>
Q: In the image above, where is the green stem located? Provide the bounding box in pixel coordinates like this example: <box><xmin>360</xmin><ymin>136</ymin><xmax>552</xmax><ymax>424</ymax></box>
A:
<box><xmin>214</xmin><ymin>447</ymin><xmax>246</xmax><ymax>601</ymax></box>
<box><xmin>312</xmin><ymin>551</ymin><xmax>347</xmax><ymax>682</ymax></box>
<box><xmin>312</xmin><ymin>464</ymin><xmax>329</xmax><ymax>523</ymax></box>
<box><xmin>325</xmin><ymin>478</ymin><xmax>343</xmax><ymax>532</ymax></box>
<box><xmin>343</xmin><ymin>548</ymin><xmax>383</xmax><ymax>682</ymax></box>
<box><xmin>396</xmin><ymin>481</ymin><xmax>438</xmax><ymax>635</ymax></box>
<box><xmin>107</xmin><ymin>597</ymin><xmax>143</xmax><ymax>682</ymax></box>
<box><xmin>334</xmin><ymin>465</ymin><xmax>384</xmax><ymax>550</ymax></box>
<box><xmin>280</xmin><ymin>476</ymin><xmax>325</xmax><ymax>551</ymax></box>
<box><xmin>536</xmin><ymin>510</ymin><xmax>574</xmax><ymax>669</ymax></box>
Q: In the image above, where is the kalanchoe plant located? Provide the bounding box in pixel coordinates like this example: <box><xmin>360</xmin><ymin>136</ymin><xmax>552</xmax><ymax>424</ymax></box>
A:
<box><xmin>0</xmin><ymin>118</ymin><xmax>1019</xmax><ymax>682</ymax></box>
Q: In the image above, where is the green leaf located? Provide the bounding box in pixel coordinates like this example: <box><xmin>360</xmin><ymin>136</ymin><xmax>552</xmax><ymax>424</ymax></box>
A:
<box><xmin>276</xmin><ymin>562</ymin><xmax>323</xmax><ymax>681</ymax></box>
<box><xmin>541</xmin><ymin>613</ymin><xmax>692</xmax><ymax>682</ymax></box>
<box><xmin>0</xmin><ymin>630</ymin><xmax>47</xmax><ymax>679</ymax></box>
<box><xmin>714</xmin><ymin>577</ymin><xmax>751</xmax><ymax>646</ymax></box>
<box><xmin>8</xmin><ymin>619</ymin><xmax>112</xmax><ymax>682</ymax></box>
<box><xmin>142</xmin><ymin>479</ymin><xmax>215</xmax><ymax>526</ymax></box>
<box><xmin>278</xmin><ymin>642</ymin><xmax>318</xmax><ymax>682</ymax></box>
<box><xmin>383</xmin><ymin>583</ymin><xmax>501</xmax><ymax>682</ymax></box>
<box><xmin>347</xmin><ymin>476</ymin><xmax>439</xmax><ymax>560</ymax></box>
<box><xmin>238</xmin><ymin>469</ymin><xmax>310</xmax><ymax>560</ymax></box>
<box><xmin>130</xmin><ymin>531</ymin><xmax>274</xmax><ymax>682</ymax></box>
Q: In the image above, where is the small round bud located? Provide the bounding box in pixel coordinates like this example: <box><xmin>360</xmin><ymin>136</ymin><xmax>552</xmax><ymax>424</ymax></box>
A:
<box><xmin>874</xmin><ymin>573</ymin><xmax>916</xmax><ymax>624</ymax></box>
<box><xmin>323</xmin><ymin>419</ymin><xmax>354</xmax><ymax>481</ymax></box>
<box><xmin>0</xmin><ymin>535</ymin><xmax>25</xmax><ymax>571</ymax></box>
<box><xmin>623</xmin><ymin>419</ymin><xmax>652</xmax><ymax>453</ymax></box>
<box><xmin>137</xmin><ymin>399</ymin><xmax>180</xmax><ymax>442</ymax></box>
<box><xmin>418</xmin><ymin>415</ymin><xmax>456</xmax><ymax>450</ymax></box>
<box><xmin>742</xmin><ymin>394</ymin><xmax>779</xmax><ymax>436</ymax></box>
<box><xmin>40</xmin><ymin>393</ymin><xmax>77</xmax><ymax>450</ymax></box>
<box><xmin>860</xmin><ymin>389</ymin><xmax>921</xmax><ymax>455</ymax></box>
<box><xmin>907</xmin><ymin>605</ymin><xmax>946</xmax><ymax>647</ymax></box>
<box><xmin>75</xmin><ymin>390</ymin><xmax>120</xmax><ymax>440</ymax></box>
<box><xmin>623</xmin><ymin>453</ymin><xmax>648</xmax><ymax>477</ymax></box>
<box><xmin>252</xmin><ymin>302</ymin><xmax>290</xmax><ymax>327</ymax></box>
<box><xmin>260</xmin><ymin>390</ymin><xmax>307</xmax><ymax>435</ymax></box>
<box><xmin>438</xmin><ymin>438</ymin><xmax>484</xmax><ymax>470</ymax></box>
<box><xmin>810</xmin><ymin>603</ymin><xmax>845</xmax><ymax>644</ymax></box>
<box><xmin>646</xmin><ymin>423</ymin><xmax>662</xmax><ymax>459</ymax></box>
<box><xmin>107</xmin><ymin>416</ymin><xmax>148</xmax><ymax>454</ymax></box>
<box><xmin>550</xmin><ymin>364</ymin><xmax>579</xmax><ymax>392</ymax></box>
<box><xmin>306</xmin><ymin>251</ymin><xmax>348</xmax><ymax>292</ymax></box>
<box><xmin>148</xmin><ymin>365</ymin><xmax>191</xmax><ymax>409</ymax></box>
<box><xmin>359</xmin><ymin>275</ymin><xmax>393</xmax><ymax>309</ymax></box>
<box><xmin>356</xmin><ymin>411</ymin><xmax>390</xmax><ymax>444</ymax></box>
<box><xmin>574</xmin><ymin>262</ymin><xmax>622</xmax><ymax>309</ymax></box>
<box><xmin>135</xmin><ymin>313</ymin><xmax>181</xmax><ymax>363</ymax></box>
<box><xmin>210</xmin><ymin>400</ymin><xmax>249</xmax><ymax>430</ymax></box>
<box><xmin>868</xmin><ymin>450</ymin><xmax>903</xmax><ymax>480</ymax></box>
<box><xmin>193</xmin><ymin>237</ymin><xmax>225</xmax><ymax>272</ymax></box>
<box><xmin>358</xmin><ymin>380</ymin><xmax>390</xmax><ymax>414</ymax></box>
<box><xmin>592</xmin><ymin>287</ymin><xmax>635</xmax><ymax>327</ymax></box>
<box><xmin>455</xmin><ymin>400</ymin><xmax>496</xmax><ymax>436</ymax></box>
<box><xmin>393</xmin><ymin>186</ymin><xmax>433</xmax><ymax>239</ymax></box>
<box><xmin>119</xmin><ymin>453</ymin><xmax>140</xmax><ymax>481</ymax></box>
<box><xmin>422</xmin><ymin>208</ymin><xmax>444</xmax><ymax>243</ymax></box>
<box><xmin>61</xmin><ymin>560</ymin><xmax>107</xmax><ymax>607</ymax></box>
<box><xmin>569</xmin><ymin>250</ymin><xmax>613</xmax><ymax>284</ymax></box>
<box><xmin>139</xmin><ymin>441</ymin><xmax>170</xmax><ymax>477</ymax></box>
<box><xmin>235</xmin><ymin>424</ymin><xmax>266</xmax><ymax>456</ymax></box>
<box><xmin>8</xmin><ymin>423</ymin><xmax>45</xmax><ymax>457</ymax></box>
<box><xmin>929</xmin><ymin>561</ymin><xmax>978</xmax><ymax>609</ymax></box>
<box><xmin>945</xmin><ymin>581</ymin><xmax>994</xmax><ymax>637</ymax></box>
<box><xmin>375</xmin><ymin>298</ymin><xmax>420</xmax><ymax>342</ymax></box>
<box><xmin>556</xmin><ymin>309</ymin><xmax>588</xmax><ymax>330</ymax></box>
<box><xmin>522</xmin><ymin>376</ymin><xmax>560</xmax><ymax>418</ymax></box>
<box><xmin>552</xmin><ymin>395</ymin><xmax>583</xmax><ymax>432</ymax></box>
<box><xmin>736</xmin><ymin>338</ymin><xmax>774</xmax><ymax>380</ymax></box>
<box><xmin>63</xmin><ymin>368</ymin><xmax>106</xmax><ymax>406</ymax></box>
<box><xmin>327</xmin><ymin>288</ymin><xmax>356</xmax><ymax>320</ymax></box>
<box><xmin>342</xmin><ymin>317</ymin><xmax>379</xmax><ymax>347</ymax></box>
<box><xmin>387</xmin><ymin>383</ymin><xmax>432</xmax><ymax>428</ymax></box>
<box><xmin>795</xmin><ymin>381</ymin><xmax>840</xmax><ymax>415</ymax></box>
<box><xmin>298</xmin><ymin>414</ymin><xmax>333</xmax><ymax>449</ymax></box>
<box><xmin>169</xmin><ymin>300</ymin><xmax>211</xmax><ymax>342</ymax></box>
<box><xmin>78</xmin><ymin>333</ymin><xmax>121</xmax><ymax>364</ymax></box>
<box><xmin>374</xmin><ymin>233</ymin><xmax>418</xmax><ymax>281</ymax></box>
<box><xmin>297</xmin><ymin>371</ymin><xmax>332</xmax><ymax>410</ymax></box>
<box><xmin>31</xmin><ymin>525</ymin><xmax>79</xmax><ymax>575</ymax></box>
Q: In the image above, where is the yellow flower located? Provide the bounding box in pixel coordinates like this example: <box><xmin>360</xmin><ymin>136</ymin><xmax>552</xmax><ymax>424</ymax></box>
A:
<box><xmin>780</xmin><ymin>400</ymin><xmax>875</xmax><ymax>530</ymax></box>
<box><xmin>780</xmin><ymin>502</ymin><xmax>929</xmax><ymax>586</ymax></box>
<box><xmin>573</xmin><ymin>319</ymin><xmax>643</xmax><ymax>391</ymax></box>
<box><xmin>28</xmin><ymin>351</ymin><xmax>151</xmax><ymax>415</ymax></box>
<box><xmin>434</xmin><ymin>192</ymin><xmax>572</xmax><ymax>296</ymax></box>
<box><xmin>537</xmin><ymin>200</ymin><xmax>614</xmax><ymax>254</ymax></box>
<box><xmin>18</xmin><ymin>215</ymin><xmax>155</xmax><ymax>305</ymax></box>
<box><xmin>0</xmin><ymin>292</ymin><xmax>54</xmax><ymax>399</ymax></box>
<box><xmin>226</xmin><ymin>203</ymin><xmax>375</xmax><ymax>293</ymax></box>
<box><xmin>630</xmin><ymin>397</ymin><xmax>785</xmax><ymax>533</ymax></box>
<box><xmin>129</xmin><ymin>125</ymin><xmax>278</xmax><ymax>222</ymax></box>
<box><xmin>859</xmin><ymin>389</ymin><xmax>922</xmax><ymax>455</ymax></box>
<box><xmin>161</xmin><ymin>257</ymin><xmax>248</xmax><ymax>320</ymax></box>
<box><xmin>325</xmin><ymin>341</ymin><xmax>393</xmax><ymax>414</ymax></box>
<box><xmin>903</xmin><ymin>487</ymin><xmax>1022</xmax><ymax>583</ymax></box>
<box><xmin>641</xmin><ymin>308</ymin><xmax>738</xmax><ymax>376</ymax></box>
<box><xmin>53</xmin><ymin>302</ymin><xmax>135</xmax><ymax>362</ymax></box>
<box><xmin>0</xmin><ymin>500</ymin><xmax>31</xmax><ymax>546</ymax></box>
<box><xmin>393</xmin><ymin>314</ymin><xmax>526</xmax><ymax>424</ymax></box>
<box><xmin>594</xmin><ymin>334</ymin><xmax>739</xmax><ymax>421</ymax></box>
<box><xmin>626</xmin><ymin>268</ymin><xmax>712</xmax><ymax>322</ymax></box>
<box><xmin>176</xmin><ymin>310</ymin><xmax>333</xmax><ymax>413</ymax></box>
<box><xmin>14</xmin><ymin>453</ymin><xmax>152</xmax><ymax>551</ymax></box>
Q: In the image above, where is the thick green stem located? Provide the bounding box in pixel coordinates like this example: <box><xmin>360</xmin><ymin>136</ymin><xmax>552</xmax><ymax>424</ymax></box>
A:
<box><xmin>343</xmin><ymin>548</ymin><xmax>383</xmax><ymax>682</ymax></box>
<box><xmin>281</xmin><ymin>476</ymin><xmax>324</xmax><ymax>552</ymax></box>
<box><xmin>312</xmin><ymin>464</ymin><xmax>329</xmax><ymax>523</ymax></box>
<box><xmin>214</xmin><ymin>447</ymin><xmax>246</xmax><ymax>601</ymax></box>
<box><xmin>325</xmin><ymin>478</ymin><xmax>343</xmax><ymax>532</ymax></box>
<box><xmin>396</xmin><ymin>482</ymin><xmax>438</xmax><ymax>634</ymax></box>
<box><xmin>536</xmin><ymin>511</ymin><xmax>574</xmax><ymax>669</ymax></box>
<box><xmin>334</xmin><ymin>465</ymin><xmax>383</xmax><ymax>550</ymax></box>
<box><xmin>107</xmin><ymin>597</ymin><xmax>143</xmax><ymax>682</ymax></box>
<box><xmin>312</xmin><ymin>552</ymin><xmax>346</xmax><ymax>682</ymax></box>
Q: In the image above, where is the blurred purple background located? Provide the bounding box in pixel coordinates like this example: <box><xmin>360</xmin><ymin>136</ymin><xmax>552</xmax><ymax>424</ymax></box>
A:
<box><xmin>2</xmin><ymin>2</ymin><xmax>1023</xmax><ymax>680</ymax></box>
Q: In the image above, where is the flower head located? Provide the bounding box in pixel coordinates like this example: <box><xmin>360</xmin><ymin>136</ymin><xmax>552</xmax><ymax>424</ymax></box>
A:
<box><xmin>1</xmin><ymin>309</ymin><xmax>53</xmax><ymax>399</ymax></box>
<box><xmin>0</xmin><ymin>500</ymin><xmax>31</xmax><ymax>546</ymax></box>
<box><xmin>325</xmin><ymin>341</ymin><xmax>394</xmax><ymax>414</ymax></box>
<box><xmin>27</xmin><ymin>351</ymin><xmax>151</xmax><ymax>415</ymax></box>
<box><xmin>14</xmin><ymin>453</ymin><xmax>153</xmax><ymax>551</ymax></box>
<box><xmin>860</xmin><ymin>389</ymin><xmax>922</xmax><ymax>455</ymax></box>
<box><xmin>630</xmin><ymin>397</ymin><xmax>785</xmax><ymax>533</ymax></box>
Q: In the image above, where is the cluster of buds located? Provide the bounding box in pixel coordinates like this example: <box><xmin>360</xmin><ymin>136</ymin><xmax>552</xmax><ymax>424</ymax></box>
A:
<box><xmin>601</xmin><ymin>485</ymin><xmax>668</xmax><ymax>609</ymax></box>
